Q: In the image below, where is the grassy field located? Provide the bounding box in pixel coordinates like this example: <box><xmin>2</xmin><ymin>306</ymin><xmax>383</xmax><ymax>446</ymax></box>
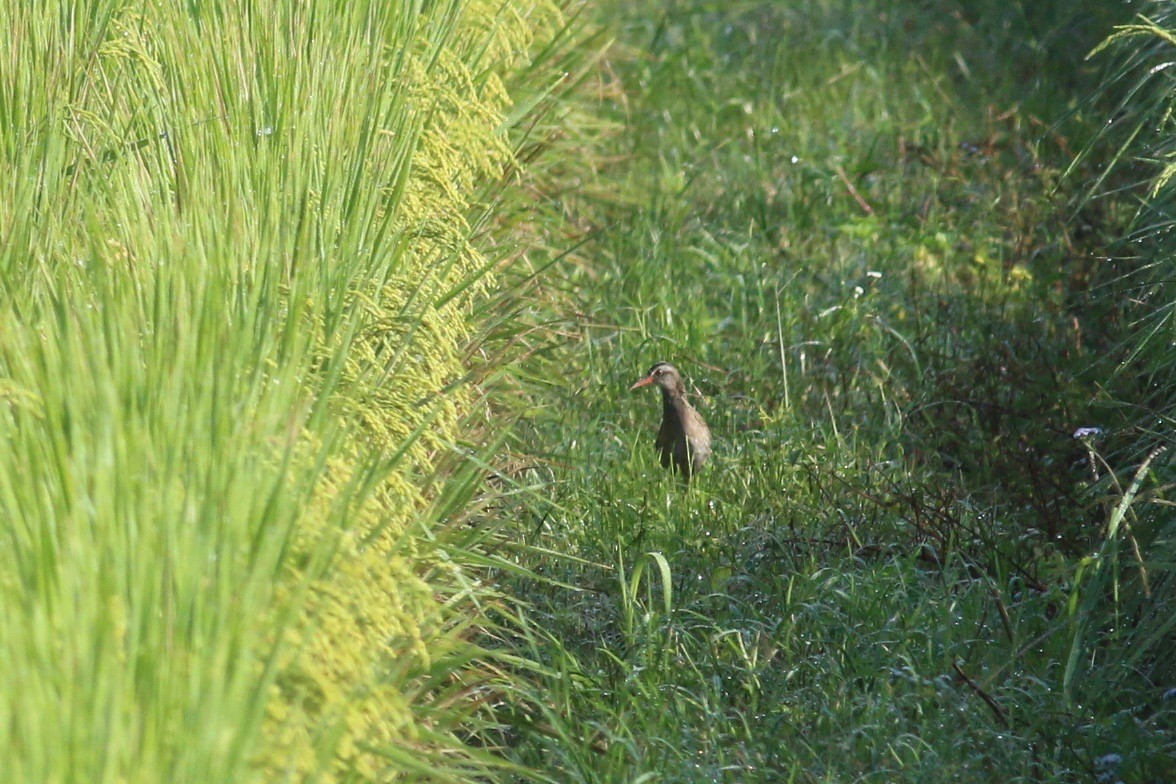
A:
<box><xmin>492</xmin><ymin>1</ymin><xmax>1174</xmax><ymax>781</ymax></box>
<box><xmin>1</xmin><ymin>0</ymin><xmax>1171</xmax><ymax>781</ymax></box>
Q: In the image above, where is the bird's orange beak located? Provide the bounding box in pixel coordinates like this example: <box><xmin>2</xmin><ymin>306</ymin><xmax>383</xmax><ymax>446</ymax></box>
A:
<box><xmin>629</xmin><ymin>375</ymin><xmax>655</xmax><ymax>391</ymax></box>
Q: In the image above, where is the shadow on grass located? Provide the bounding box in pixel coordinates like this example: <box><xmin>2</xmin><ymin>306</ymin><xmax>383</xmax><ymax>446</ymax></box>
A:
<box><xmin>488</xmin><ymin>0</ymin><xmax>1174</xmax><ymax>781</ymax></box>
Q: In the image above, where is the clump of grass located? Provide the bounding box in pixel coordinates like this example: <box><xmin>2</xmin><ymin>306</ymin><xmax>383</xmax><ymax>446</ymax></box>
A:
<box><xmin>1057</xmin><ymin>0</ymin><xmax>1176</xmax><ymax>734</ymax></box>
<box><xmin>490</xmin><ymin>0</ymin><xmax>1175</xmax><ymax>780</ymax></box>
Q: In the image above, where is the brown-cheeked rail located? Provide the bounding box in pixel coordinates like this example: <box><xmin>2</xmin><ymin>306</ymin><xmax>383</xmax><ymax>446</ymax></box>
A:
<box><xmin>629</xmin><ymin>361</ymin><xmax>712</xmax><ymax>480</ymax></box>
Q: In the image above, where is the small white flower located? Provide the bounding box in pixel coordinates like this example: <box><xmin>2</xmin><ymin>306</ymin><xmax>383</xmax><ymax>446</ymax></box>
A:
<box><xmin>1073</xmin><ymin>427</ymin><xmax>1103</xmax><ymax>440</ymax></box>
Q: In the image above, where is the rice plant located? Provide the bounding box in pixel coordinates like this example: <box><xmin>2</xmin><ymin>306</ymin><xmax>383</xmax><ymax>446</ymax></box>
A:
<box><xmin>0</xmin><ymin>1</ymin><xmax>566</xmax><ymax>781</ymax></box>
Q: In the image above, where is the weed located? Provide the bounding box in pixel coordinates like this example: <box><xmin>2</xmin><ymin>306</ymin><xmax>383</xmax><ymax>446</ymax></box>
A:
<box><xmin>493</xmin><ymin>0</ymin><xmax>1174</xmax><ymax>781</ymax></box>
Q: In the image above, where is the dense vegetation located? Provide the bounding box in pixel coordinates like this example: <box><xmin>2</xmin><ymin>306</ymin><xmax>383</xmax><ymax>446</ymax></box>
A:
<box><xmin>492</xmin><ymin>0</ymin><xmax>1175</xmax><ymax>781</ymax></box>
<box><xmin>1</xmin><ymin>0</ymin><xmax>1172</xmax><ymax>782</ymax></box>
<box><xmin>0</xmin><ymin>1</ymin><xmax>564</xmax><ymax>781</ymax></box>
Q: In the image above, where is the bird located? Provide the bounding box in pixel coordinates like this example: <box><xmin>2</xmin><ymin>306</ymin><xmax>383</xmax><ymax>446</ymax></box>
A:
<box><xmin>629</xmin><ymin>361</ymin><xmax>712</xmax><ymax>479</ymax></box>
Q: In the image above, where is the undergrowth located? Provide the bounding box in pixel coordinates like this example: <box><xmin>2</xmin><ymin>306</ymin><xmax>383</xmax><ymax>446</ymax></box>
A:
<box><xmin>488</xmin><ymin>0</ymin><xmax>1175</xmax><ymax>781</ymax></box>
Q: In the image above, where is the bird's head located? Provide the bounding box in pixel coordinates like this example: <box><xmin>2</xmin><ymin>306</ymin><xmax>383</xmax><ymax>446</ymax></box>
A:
<box><xmin>629</xmin><ymin>361</ymin><xmax>685</xmax><ymax>395</ymax></box>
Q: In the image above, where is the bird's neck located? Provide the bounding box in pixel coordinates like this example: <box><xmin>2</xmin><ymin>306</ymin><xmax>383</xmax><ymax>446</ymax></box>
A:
<box><xmin>660</xmin><ymin>386</ymin><xmax>689</xmax><ymax>418</ymax></box>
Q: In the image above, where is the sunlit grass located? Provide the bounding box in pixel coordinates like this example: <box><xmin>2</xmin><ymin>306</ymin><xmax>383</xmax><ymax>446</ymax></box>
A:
<box><xmin>0</xmin><ymin>1</ymin><xmax>567</xmax><ymax>782</ymax></box>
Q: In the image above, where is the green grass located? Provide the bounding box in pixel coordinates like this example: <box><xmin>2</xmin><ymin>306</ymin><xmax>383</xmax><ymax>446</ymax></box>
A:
<box><xmin>1066</xmin><ymin>0</ymin><xmax>1176</xmax><ymax>737</ymax></box>
<box><xmin>490</xmin><ymin>0</ymin><xmax>1175</xmax><ymax>781</ymax></box>
<box><xmin>0</xmin><ymin>1</ymin><xmax>566</xmax><ymax>781</ymax></box>
<box><xmin>2</xmin><ymin>0</ymin><xmax>1171</xmax><ymax>780</ymax></box>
